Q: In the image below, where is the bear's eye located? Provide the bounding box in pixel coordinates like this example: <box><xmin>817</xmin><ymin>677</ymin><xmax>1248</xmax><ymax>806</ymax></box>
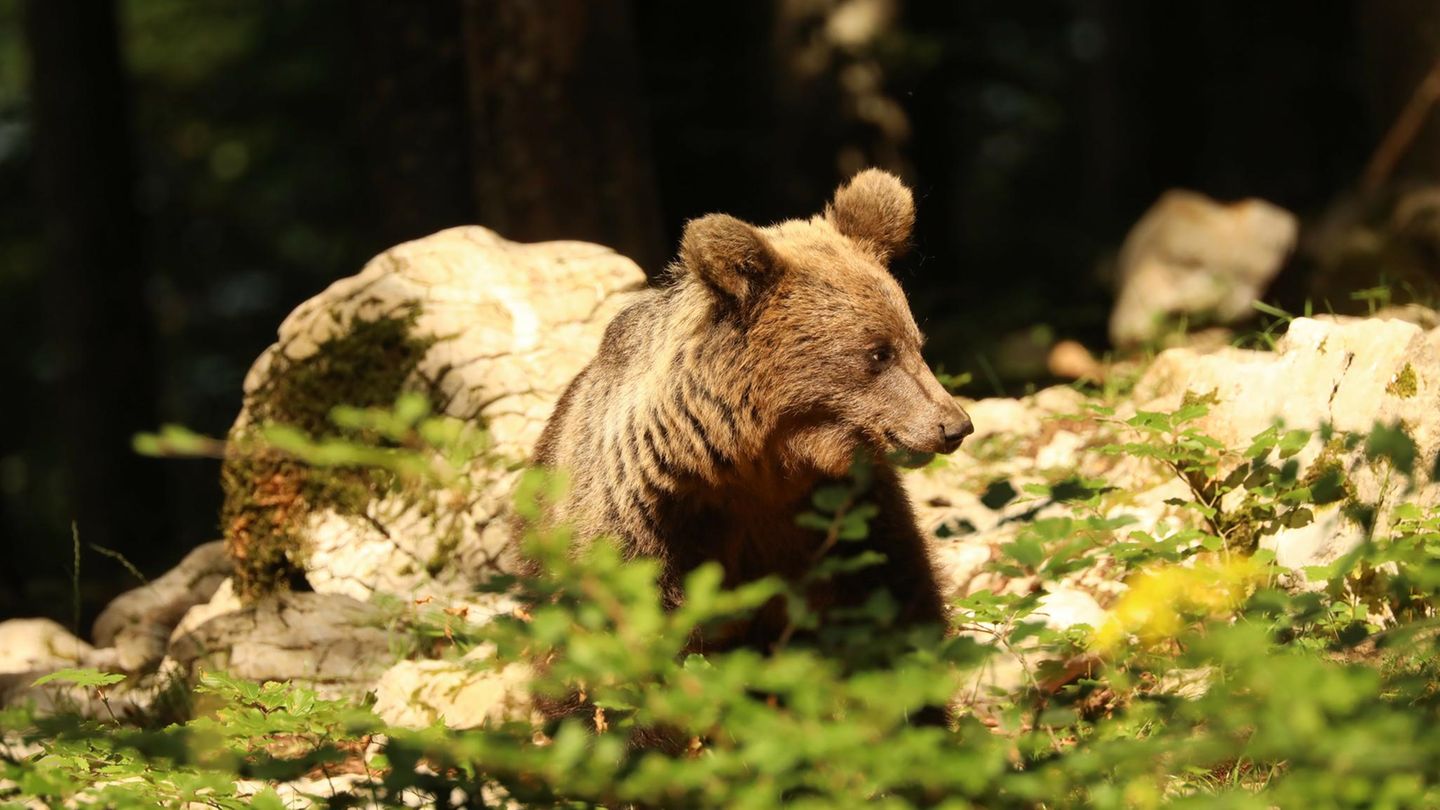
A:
<box><xmin>868</xmin><ymin>344</ymin><xmax>895</xmax><ymax>369</ymax></box>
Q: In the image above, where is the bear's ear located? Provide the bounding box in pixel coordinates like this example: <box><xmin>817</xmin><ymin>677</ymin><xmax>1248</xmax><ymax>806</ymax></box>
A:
<box><xmin>680</xmin><ymin>213</ymin><xmax>780</xmax><ymax>309</ymax></box>
<box><xmin>825</xmin><ymin>168</ymin><xmax>915</xmax><ymax>262</ymax></box>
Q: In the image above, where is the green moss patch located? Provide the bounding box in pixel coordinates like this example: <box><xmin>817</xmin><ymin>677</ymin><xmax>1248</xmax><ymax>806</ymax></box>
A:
<box><xmin>222</xmin><ymin>307</ymin><xmax>436</xmax><ymax>600</ymax></box>
<box><xmin>1387</xmin><ymin>363</ymin><xmax>1418</xmax><ymax>399</ymax></box>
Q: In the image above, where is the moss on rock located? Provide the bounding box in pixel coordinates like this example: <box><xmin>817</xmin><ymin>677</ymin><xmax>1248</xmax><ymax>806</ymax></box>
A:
<box><xmin>1387</xmin><ymin>363</ymin><xmax>1418</xmax><ymax>399</ymax></box>
<box><xmin>222</xmin><ymin>308</ymin><xmax>436</xmax><ymax>600</ymax></box>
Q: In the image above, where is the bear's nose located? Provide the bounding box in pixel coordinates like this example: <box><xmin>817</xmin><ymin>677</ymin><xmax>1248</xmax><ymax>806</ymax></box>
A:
<box><xmin>939</xmin><ymin>415</ymin><xmax>974</xmax><ymax>453</ymax></box>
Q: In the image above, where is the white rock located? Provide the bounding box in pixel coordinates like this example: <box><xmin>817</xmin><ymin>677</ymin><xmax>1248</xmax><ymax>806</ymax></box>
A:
<box><xmin>92</xmin><ymin>541</ymin><xmax>232</xmax><ymax>672</ymax></box>
<box><xmin>956</xmin><ymin>588</ymin><xmax>1105</xmax><ymax>702</ymax></box>
<box><xmin>372</xmin><ymin>644</ymin><xmax>534</xmax><ymax>730</ymax></box>
<box><xmin>963</xmin><ymin>397</ymin><xmax>1044</xmax><ymax>443</ymax></box>
<box><xmin>1035</xmin><ymin>429</ymin><xmax>1085</xmax><ymax>470</ymax></box>
<box><xmin>1033</xmin><ymin>586</ymin><xmax>1107</xmax><ymax>630</ymax></box>
<box><xmin>932</xmin><ymin>540</ymin><xmax>996</xmax><ymax>596</ymax></box>
<box><xmin>320</xmin><ymin>228</ymin><xmax>643</xmax><ymax>459</ymax></box>
<box><xmin>1110</xmin><ymin>190</ymin><xmax>1296</xmax><ymax>348</ymax></box>
<box><xmin>0</xmin><ymin>619</ymin><xmax>93</xmax><ymax>674</ymax></box>
<box><xmin>170</xmin><ymin>577</ymin><xmax>243</xmax><ymax>644</ymax></box>
<box><xmin>1259</xmin><ymin>506</ymin><xmax>1367</xmax><ymax>572</ymax></box>
<box><xmin>1155</xmin><ymin>666</ymin><xmax>1214</xmax><ymax>700</ymax></box>
<box><xmin>1135</xmin><ymin>314</ymin><xmax>1440</xmax><ymax>567</ymax></box>
<box><xmin>231</xmin><ymin>773</ymin><xmax>377</xmax><ymax>809</ymax></box>
<box><xmin>168</xmin><ymin>591</ymin><xmax>398</xmax><ymax>697</ymax></box>
<box><xmin>226</xmin><ymin>226</ymin><xmax>646</xmax><ymax>601</ymax></box>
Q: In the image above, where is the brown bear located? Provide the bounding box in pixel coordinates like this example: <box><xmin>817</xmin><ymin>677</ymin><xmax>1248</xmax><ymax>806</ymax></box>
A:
<box><xmin>518</xmin><ymin>168</ymin><xmax>971</xmax><ymax>650</ymax></box>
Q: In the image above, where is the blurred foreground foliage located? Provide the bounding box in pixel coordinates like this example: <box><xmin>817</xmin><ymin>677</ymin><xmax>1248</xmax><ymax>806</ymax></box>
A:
<box><xmin>6</xmin><ymin>396</ymin><xmax>1440</xmax><ymax>808</ymax></box>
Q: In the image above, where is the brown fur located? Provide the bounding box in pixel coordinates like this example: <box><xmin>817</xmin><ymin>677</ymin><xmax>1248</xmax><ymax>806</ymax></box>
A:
<box><xmin>517</xmin><ymin>169</ymin><xmax>972</xmax><ymax>651</ymax></box>
<box><xmin>825</xmin><ymin>169</ymin><xmax>916</xmax><ymax>261</ymax></box>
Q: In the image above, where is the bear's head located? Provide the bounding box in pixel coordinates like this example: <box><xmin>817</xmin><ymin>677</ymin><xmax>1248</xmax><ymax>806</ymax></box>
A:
<box><xmin>678</xmin><ymin>169</ymin><xmax>973</xmax><ymax>477</ymax></box>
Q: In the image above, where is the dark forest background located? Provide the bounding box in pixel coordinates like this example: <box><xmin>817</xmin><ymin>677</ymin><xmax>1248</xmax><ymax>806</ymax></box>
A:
<box><xmin>2</xmin><ymin>0</ymin><xmax>1438</xmax><ymax>626</ymax></box>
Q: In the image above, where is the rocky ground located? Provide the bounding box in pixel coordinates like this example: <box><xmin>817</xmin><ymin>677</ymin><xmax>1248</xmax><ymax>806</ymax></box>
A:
<box><xmin>3</xmin><ymin>209</ymin><xmax>1438</xmax><ymax>804</ymax></box>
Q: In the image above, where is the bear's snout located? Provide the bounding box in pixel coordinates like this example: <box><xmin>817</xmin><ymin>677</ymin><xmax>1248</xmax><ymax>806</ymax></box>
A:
<box><xmin>939</xmin><ymin>411</ymin><xmax>974</xmax><ymax>453</ymax></box>
<box><xmin>888</xmin><ymin>397</ymin><xmax>972</xmax><ymax>457</ymax></box>
<box><xmin>895</xmin><ymin>360</ymin><xmax>973</xmax><ymax>455</ymax></box>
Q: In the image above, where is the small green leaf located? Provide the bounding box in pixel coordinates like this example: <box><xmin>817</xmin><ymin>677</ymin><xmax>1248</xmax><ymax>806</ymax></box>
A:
<box><xmin>31</xmin><ymin>668</ymin><xmax>125</xmax><ymax>688</ymax></box>
<box><xmin>795</xmin><ymin>512</ymin><xmax>833</xmax><ymax>532</ymax></box>
<box><xmin>1002</xmin><ymin>537</ymin><xmax>1046</xmax><ymax>569</ymax></box>
<box><xmin>1365</xmin><ymin>423</ymin><xmax>1417</xmax><ymax>476</ymax></box>
<box><xmin>1278</xmin><ymin>429</ymin><xmax>1312</xmax><ymax>459</ymax></box>
<box><xmin>1285</xmin><ymin>507</ymin><xmax>1315</xmax><ymax>529</ymax></box>
<box><xmin>1246</xmin><ymin>426</ymin><xmax>1279</xmax><ymax>458</ymax></box>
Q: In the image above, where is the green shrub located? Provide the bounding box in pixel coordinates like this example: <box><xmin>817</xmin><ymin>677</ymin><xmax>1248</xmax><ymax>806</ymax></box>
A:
<box><xmin>6</xmin><ymin>397</ymin><xmax>1440</xmax><ymax>808</ymax></box>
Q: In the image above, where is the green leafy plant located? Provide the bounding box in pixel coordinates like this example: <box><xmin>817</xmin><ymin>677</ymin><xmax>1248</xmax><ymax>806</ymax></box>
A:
<box><xmin>9</xmin><ymin>396</ymin><xmax>1440</xmax><ymax>808</ymax></box>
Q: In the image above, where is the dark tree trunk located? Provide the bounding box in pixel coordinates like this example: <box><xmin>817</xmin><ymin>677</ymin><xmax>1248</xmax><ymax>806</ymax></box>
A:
<box><xmin>351</xmin><ymin>0</ymin><xmax>476</xmax><ymax>251</ymax></box>
<box><xmin>459</xmin><ymin>0</ymin><xmax>666</xmax><ymax>271</ymax></box>
<box><xmin>24</xmin><ymin>2</ymin><xmax>163</xmax><ymax>571</ymax></box>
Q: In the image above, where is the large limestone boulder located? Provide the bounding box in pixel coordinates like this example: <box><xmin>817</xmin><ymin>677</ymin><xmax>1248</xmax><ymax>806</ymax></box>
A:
<box><xmin>1110</xmin><ymin>190</ymin><xmax>1297</xmax><ymax>348</ymax></box>
<box><xmin>222</xmin><ymin>226</ymin><xmax>646</xmax><ymax>602</ymax></box>
<box><xmin>2</xmin><ymin>226</ymin><xmax>646</xmax><ymax>708</ymax></box>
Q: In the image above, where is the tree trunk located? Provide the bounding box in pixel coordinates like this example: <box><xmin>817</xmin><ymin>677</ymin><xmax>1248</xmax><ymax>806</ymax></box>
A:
<box><xmin>459</xmin><ymin>0</ymin><xmax>666</xmax><ymax>272</ymax></box>
<box><xmin>24</xmin><ymin>1</ymin><xmax>163</xmax><ymax>570</ymax></box>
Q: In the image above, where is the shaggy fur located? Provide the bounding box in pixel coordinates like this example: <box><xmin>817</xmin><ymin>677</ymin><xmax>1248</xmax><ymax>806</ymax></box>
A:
<box><xmin>518</xmin><ymin>169</ymin><xmax>972</xmax><ymax>650</ymax></box>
